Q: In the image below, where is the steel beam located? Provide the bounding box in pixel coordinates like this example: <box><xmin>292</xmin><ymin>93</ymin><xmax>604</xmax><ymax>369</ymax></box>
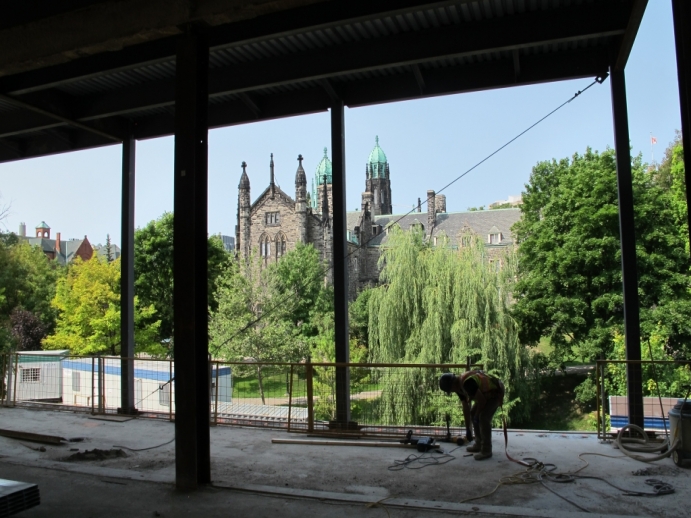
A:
<box><xmin>331</xmin><ymin>100</ymin><xmax>351</xmax><ymax>425</ymax></box>
<box><xmin>0</xmin><ymin>1</ymin><xmax>481</xmax><ymax>95</ymax></box>
<box><xmin>672</xmin><ymin>0</ymin><xmax>691</xmax><ymax>253</ymax></box>
<box><xmin>6</xmin><ymin>1</ymin><xmax>624</xmax><ymax>131</ymax></box>
<box><xmin>119</xmin><ymin>135</ymin><xmax>136</xmax><ymax>415</ymax></box>
<box><xmin>0</xmin><ymin>45</ymin><xmax>608</xmax><ymax>164</ymax></box>
<box><xmin>0</xmin><ymin>92</ymin><xmax>120</xmax><ymax>142</ymax></box>
<box><xmin>614</xmin><ymin>0</ymin><xmax>649</xmax><ymax>72</ymax></box>
<box><xmin>173</xmin><ymin>30</ymin><xmax>210</xmax><ymax>490</ymax></box>
<box><xmin>609</xmin><ymin>68</ymin><xmax>643</xmax><ymax>428</ymax></box>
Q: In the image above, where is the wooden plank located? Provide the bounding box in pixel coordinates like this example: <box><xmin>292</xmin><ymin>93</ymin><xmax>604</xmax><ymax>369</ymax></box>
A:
<box><xmin>271</xmin><ymin>438</ymin><xmax>438</xmax><ymax>449</ymax></box>
<box><xmin>0</xmin><ymin>428</ymin><xmax>65</xmax><ymax>444</ymax></box>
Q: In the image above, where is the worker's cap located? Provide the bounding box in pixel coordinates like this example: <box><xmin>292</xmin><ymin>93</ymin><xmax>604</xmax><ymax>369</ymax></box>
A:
<box><xmin>439</xmin><ymin>373</ymin><xmax>455</xmax><ymax>394</ymax></box>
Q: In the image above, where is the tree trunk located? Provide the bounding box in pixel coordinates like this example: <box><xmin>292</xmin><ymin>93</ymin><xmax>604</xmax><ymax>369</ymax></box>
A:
<box><xmin>257</xmin><ymin>366</ymin><xmax>266</xmax><ymax>405</ymax></box>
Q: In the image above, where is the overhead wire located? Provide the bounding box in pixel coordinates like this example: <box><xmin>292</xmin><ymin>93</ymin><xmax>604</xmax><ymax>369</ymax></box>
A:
<box><xmin>217</xmin><ymin>77</ymin><xmax>603</xmax><ymax>347</ymax></box>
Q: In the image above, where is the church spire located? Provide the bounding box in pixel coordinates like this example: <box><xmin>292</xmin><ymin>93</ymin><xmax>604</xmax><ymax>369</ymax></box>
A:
<box><xmin>321</xmin><ymin>171</ymin><xmax>330</xmax><ymax>228</ymax></box>
<box><xmin>269</xmin><ymin>153</ymin><xmax>275</xmax><ymax>197</ymax></box>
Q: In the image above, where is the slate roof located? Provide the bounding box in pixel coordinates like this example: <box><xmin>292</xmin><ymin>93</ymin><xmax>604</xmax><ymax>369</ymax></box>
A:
<box><xmin>21</xmin><ymin>236</ymin><xmax>91</xmax><ymax>265</ymax></box>
<box><xmin>346</xmin><ymin>208</ymin><xmax>522</xmax><ymax>248</ymax></box>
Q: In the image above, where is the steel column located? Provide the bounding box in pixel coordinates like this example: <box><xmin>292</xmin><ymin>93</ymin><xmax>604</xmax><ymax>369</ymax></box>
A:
<box><xmin>330</xmin><ymin>100</ymin><xmax>351</xmax><ymax>425</ymax></box>
<box><xmin>672</xmin><ymin>0</ymin><xmax>691</xmax><ymax>250</ymax></box>
<box><xmin>609</xmin><ymin>68</ymin><xmax>644</xmax><ymax>428</ymax></box>
<box><xmin>173</xmin><ymin>30</ymin><xmax>210</xmax><ymax>489</ymax></box>
<box><xmin>119</xmin><ymin>136</ymin><xmax>136</xmax><ymax>414</ymax></box>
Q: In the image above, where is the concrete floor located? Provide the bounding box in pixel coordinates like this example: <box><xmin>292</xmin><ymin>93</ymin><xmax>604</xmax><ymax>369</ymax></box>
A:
<box><xmin>0</xmin><ymin>407</ymin><xmax>689</xmax><ymax>518</ymax></box>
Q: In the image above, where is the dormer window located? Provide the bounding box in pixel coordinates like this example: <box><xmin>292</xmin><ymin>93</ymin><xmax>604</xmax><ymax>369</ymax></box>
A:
<box><xmin>488</xmin><ymin>225</ymin><xmax>502</xmax><ymax>244</ymax></box>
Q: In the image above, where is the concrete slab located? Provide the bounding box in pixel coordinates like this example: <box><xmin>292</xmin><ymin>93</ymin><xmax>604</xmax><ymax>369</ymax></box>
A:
<box><xmin>0</xmin><ymin>406</ymin><xmax>688</xmax><ymax>517</ymax></box>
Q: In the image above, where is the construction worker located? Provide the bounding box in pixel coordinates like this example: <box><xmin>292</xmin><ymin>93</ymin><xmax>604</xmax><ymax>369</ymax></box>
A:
<box><xmin>439</xmin><ymin>370</ymin><xmax>505</xmax><ymax>460</ymax></box>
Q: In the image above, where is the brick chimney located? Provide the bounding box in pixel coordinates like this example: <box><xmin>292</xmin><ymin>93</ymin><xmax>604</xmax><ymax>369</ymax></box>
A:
<box><xmin>55</xmin><ymin>233</ymin><xmax>61</xmax><ymax>254</ymax></box>
<box><xmin>427</xmin><ymin>190</ymin><xmax>436</xmax><ymax>231</ymax></box>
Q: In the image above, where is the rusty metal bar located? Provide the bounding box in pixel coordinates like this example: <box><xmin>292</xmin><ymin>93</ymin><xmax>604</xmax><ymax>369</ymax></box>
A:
<box><xmin>97</xmin><ymin>357</ymin><xmax>104</xmax><ymax>413</ymax></box>
<box><xmin>287</xmin><ymin>364</ymin><xmax>294</xmax><ymax>432</ymax></box>
<box><xmin>600</xmin><ymin>363</ymin><xmax>608</xmax><ymax>438</ymax></box>
<box><xmin>595</xmin><ymin>360</ymin><xmax>601</xmax><ymax>439</ymax></box>
<box><xmin>12</xmin><ymin>353</ymin><xmax>18</xmax><ymax>406</ymax></box>
<box><xmin>91</xmin><ymin>357</ymin><xmax>95</xmax><ymax>414</ymax></box>
<box><xmin>214</xmin><ymin>361</ymin><xmax>220</xmax><ymax>426</ymax></box>
<box><xmin>306</xmin><ymin>360</ymin><xmax>314</xmax><ymax>434</ymax></box>
<box><xmin>169</xmin><ymin>360</ymin><xmax>174</xmax><ymax>422</ymax></box>
<box><xmin>596</xmin><ymin>359</ymin><xmax>689</xmax><ymax>365</ymax></box>
<box><xmin>3</xmin><ymin>354</ymin><xmax>12</xmax><ymax>406</ymax></box>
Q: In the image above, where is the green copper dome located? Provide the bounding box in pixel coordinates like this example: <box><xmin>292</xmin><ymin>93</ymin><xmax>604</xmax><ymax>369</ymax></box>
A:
<box><xmin>368</xmin><ymin>136</ymin><xmax>387</xmax><ymax>164</ymax></box>
<box><xmin>311</xmin><ymin>147</ymin><xmax>332</xmax><ymax>209</ymax></box>
<box><xmin>315</xmin><ymin>147</ymin><xmax>332</xmax><ymax>184</ymax></box>
<box><xmin>368</xmin><ymin>136</ymin><xmax>388</xmax><ymax>178</ymax></box>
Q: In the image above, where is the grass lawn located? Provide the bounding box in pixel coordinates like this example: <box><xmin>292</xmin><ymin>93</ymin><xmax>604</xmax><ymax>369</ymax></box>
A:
<box><xmin>232</xmin><ymin>371</ymin><xmax>307</xmax><ymax>399</ymax></box>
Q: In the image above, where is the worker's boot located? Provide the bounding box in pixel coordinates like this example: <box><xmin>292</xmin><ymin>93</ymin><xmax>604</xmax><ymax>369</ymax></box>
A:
<box><xmin>466</xmin><ymin>442</ymin><xmax>482</xmax><ymax>453</ymax></box>
<box><xmin>473</xmin><ymin>451</ymin><xmax>492</xmax><ymax>461</ymax></box>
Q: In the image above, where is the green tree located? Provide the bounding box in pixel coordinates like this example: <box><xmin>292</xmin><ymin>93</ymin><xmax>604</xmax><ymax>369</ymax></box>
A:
<box><xmin>43</xmin><ymin>257</ymin><xmax>161</xmax><ymax>356</ymax></box>
<box><xmin>134</xmin><ymin>212</ymin><xmax>232</xmax><ymax>346</ymax></box>
<box><xmin>209</xmin><ymin>254</ymin><xmax>305</xmax><ymax>403</ymax></box>
<box><xmin>512</xmin><ymin>147</ymin><xmax>690</xmax><ymax>364</ymax></box>
<box><xmin>0</xmin><ymin>238</ymin><xmax>64</xmax><ymax>353</ymax></box>
<box><xmin>105</xmin><ymin>234</ymin><xmax>114</xmax><ymax>263</ymax></box>
<box><xmin>272</xmin><ymin>242</ymin><xmax>328</xmax><ymax>336</ymax></box>
<box><xmin>10</xmin><ymin>308</ymin><xmax>46</xmax><ymax>351</ymax></box>
<box><xmin>368</xmin><ymin>227</ymin><xmax>534</xmax><ymax>424</ymax></box>
<box><xmin>349</xmin><ymin>287</ymin><xmax>373</xmax><ymax>347</ymax></box>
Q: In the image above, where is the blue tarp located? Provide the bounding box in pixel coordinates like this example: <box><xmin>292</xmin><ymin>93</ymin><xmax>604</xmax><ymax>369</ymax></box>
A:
<box><xmin>610</xmin><ymin>415</ymin><xmax>670</xmax><ymax>430</ymax></box>
<box><xmin>62</xmin><ymin>359</ymin><xmax>231</xmax><ymax>381</ymax></box>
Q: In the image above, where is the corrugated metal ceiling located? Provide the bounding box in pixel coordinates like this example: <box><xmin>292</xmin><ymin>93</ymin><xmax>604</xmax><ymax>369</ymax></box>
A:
<box><xmin>53</xmin><ymin>0</ymin><xmax>606</xmax><ymax>98</ymax></box>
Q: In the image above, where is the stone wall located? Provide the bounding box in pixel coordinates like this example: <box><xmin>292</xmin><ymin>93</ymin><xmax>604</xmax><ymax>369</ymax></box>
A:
<box><xmin>247</xmin><ymin>190</ymin><xmax>298</xmax><ymax>261</ymax></box>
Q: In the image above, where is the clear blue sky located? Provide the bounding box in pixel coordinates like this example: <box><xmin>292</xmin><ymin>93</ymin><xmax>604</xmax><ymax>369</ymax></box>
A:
<box><xmin>0</xmin><ymin>0</ymin><xmax>682</xmax><ymax>247</ymax></box>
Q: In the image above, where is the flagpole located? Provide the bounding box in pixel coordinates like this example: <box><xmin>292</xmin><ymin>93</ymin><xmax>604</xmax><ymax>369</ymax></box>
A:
<box><xmin>650</xmin><ymin>132</ymin><xmax>654</xmax><ymax>166</ymax></box>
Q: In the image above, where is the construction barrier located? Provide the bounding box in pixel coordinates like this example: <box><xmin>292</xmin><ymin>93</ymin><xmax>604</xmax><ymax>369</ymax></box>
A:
<box><xmin>1</xmin><ymin>352</ymin><xmax>481</xmax><ymax>438</ymax></box>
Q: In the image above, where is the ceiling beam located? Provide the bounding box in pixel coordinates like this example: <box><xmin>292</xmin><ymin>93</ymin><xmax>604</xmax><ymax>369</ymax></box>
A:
<box><xmin>0</xmin><ymin>0</ymin><xmax>467</xmax><ymax>95</ymax></box>
<box><xmin>411</xmin><ymin>64</ymin><xmax>426</xmax><ymax>95</ymax></box>
<box><xmin>0</xmin><ymin>41</ymin><xmax>610</xmax><ymax>164</ymax></box>
<box><xmin>0</xmin><ymin>127</ymin><xmax>117</xmax><ymax>163</ymax></box>
<box><xmin>614</xmin><ymin>0</ymin><xmax>649</xmax><ymax>71</ymax></box>
<box><xmin>2</xmin><ymin>0</ymin><xmax>627</xmax><ymax>140</ymax></box>
<box><xmin>342</xmin><ymin>46</ymin><xmax>609</xmax><ymax>108</ymax></box>
<box><xmin>0</xmin><ymin>92</ymin><xmax>121</xmax><ymax>141</ymax></box>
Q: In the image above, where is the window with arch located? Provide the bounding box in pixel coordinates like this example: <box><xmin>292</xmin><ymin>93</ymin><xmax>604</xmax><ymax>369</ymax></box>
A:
<box><xmin>259</xmin><ymin>234</ymin><xmax>271</xmax><ymax>263</ymax></box>
<box><xmin>276</xmin><ymin>233</ymin><xmax>286</xmax><ymax>259</ymax></box>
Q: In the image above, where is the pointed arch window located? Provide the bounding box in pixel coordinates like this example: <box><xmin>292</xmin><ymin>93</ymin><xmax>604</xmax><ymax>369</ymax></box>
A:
<box><xmin>276</xmin><ymin>233</ymin><xmax>287</xmax><ymax>259</ymax></box>
<box><xmin>259</xmin><ymin>234</ymin><xmax>271</xmax><ymax>263</ymax></box>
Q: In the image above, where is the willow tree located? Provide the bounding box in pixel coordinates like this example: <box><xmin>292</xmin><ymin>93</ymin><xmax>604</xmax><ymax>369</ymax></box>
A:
<box><xmin>369</xmin><ymin>226</ymin><xmax>534</xmax><ymax>425</ymax></box>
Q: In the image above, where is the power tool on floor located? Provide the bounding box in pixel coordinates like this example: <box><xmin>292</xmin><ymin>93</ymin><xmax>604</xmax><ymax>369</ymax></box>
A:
<box><xmin>400</xmin><ymin>430</ymin><xmax>438</xmax><ymax>452</ymax></box>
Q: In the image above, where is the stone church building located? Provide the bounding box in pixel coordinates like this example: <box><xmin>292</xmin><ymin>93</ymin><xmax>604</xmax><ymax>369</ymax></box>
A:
<box><xmin>236</xmin><ymin>137</ymin><xmax>520</xmax><ymax>297</ymax></box>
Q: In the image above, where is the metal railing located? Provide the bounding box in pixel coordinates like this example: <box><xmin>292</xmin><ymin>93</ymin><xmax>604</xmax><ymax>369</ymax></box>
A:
<box><xmin>595</xmin><ymin>359</ymin><xmax>691</xmax><ymax>439</ymax></box>
<box><xmin>1</xmin><ymin>352</ymin><xmax>481</xmax><ymax>438</ymax></box>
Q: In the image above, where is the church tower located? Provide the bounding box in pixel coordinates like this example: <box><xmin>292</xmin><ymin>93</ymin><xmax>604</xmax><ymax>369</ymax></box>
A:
<box><xmin>311</xmin><ymin>147</ymin><xmax>333</xmax><ymax>222</ymax></box>
<box><xmin>365</xmin><ymin>136</ymin><xmax>392</xmax><ymax>216</ymax></box>
<box><xmin>295</xmin><ymin>154</ymin><xmax>308</xmax><ymax>244</ymax></box>
<box><xmin>237</xmin><ymin>162</ymin><xmax>251</xmax><ymax>259</ymax></box>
